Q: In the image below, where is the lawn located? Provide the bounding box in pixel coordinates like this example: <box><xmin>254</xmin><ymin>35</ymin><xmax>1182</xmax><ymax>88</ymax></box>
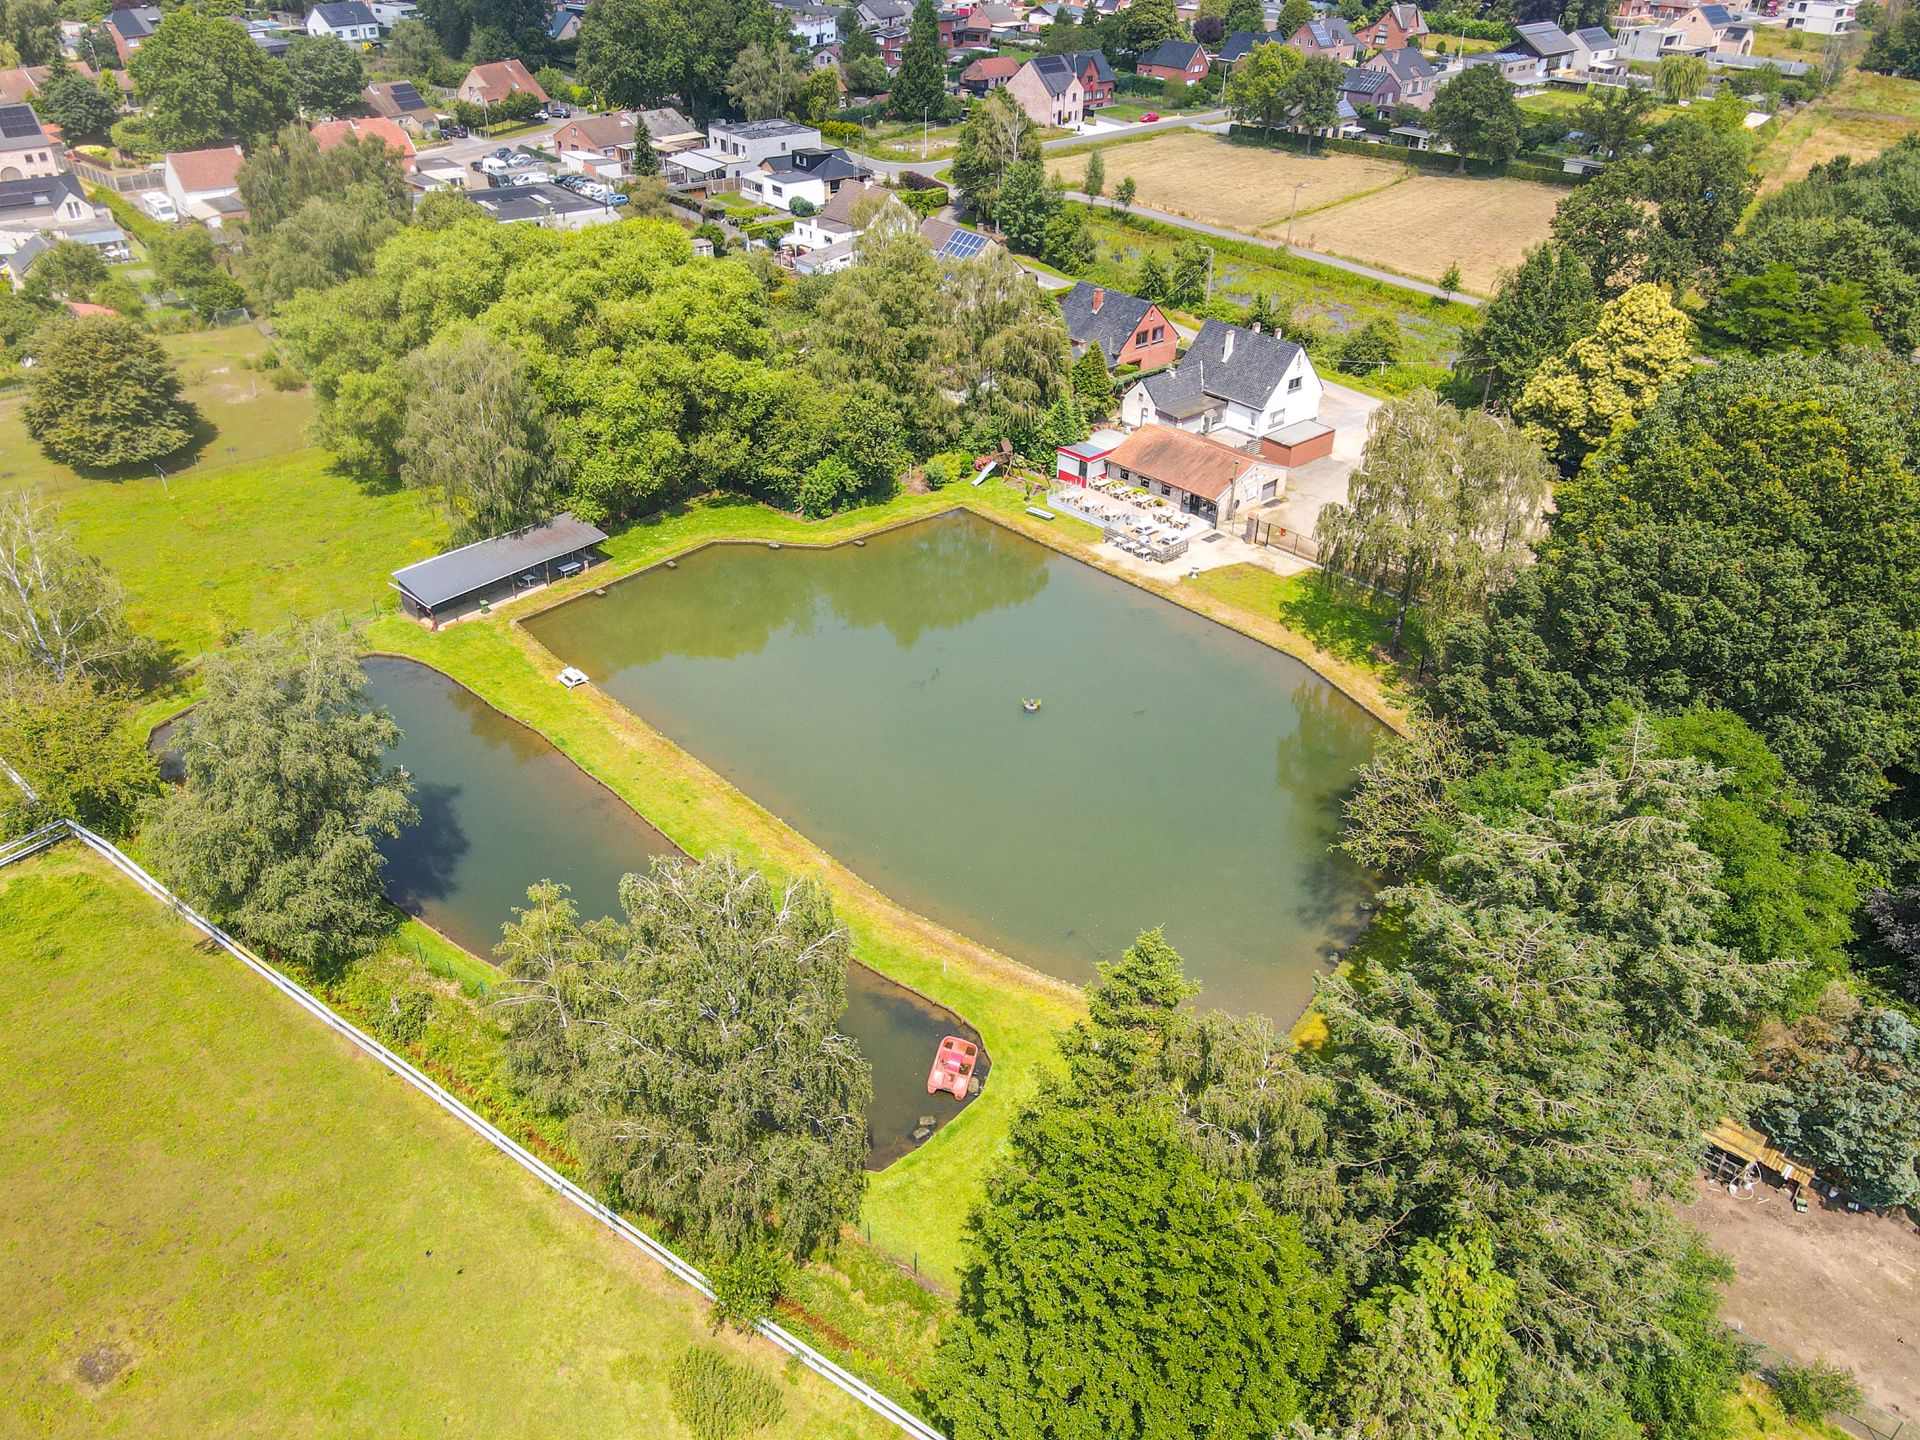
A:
<box><xmin>0</xmin><ymin>848</ymin><xmax>887</xmax><ymax>1440</ymax></box>
<box><xmin>1186</xmin><ymin>563</ymin><xmax>1421</xmax><ymax>705</ymax></box>
<box><xmin>57</xmin><ymin>449</ymin><xmax>444</xmax><ymax>663</ymax></box>
<box><xmin>1756</xmin><ymin>68</ymin><xmax>1920</xmax><ymax>191</ymax></box>
<box><xmin>1072</xmin><ymin>206</ymin><xmax>1476</xmax><ymax>391</ymax></box>
<box><xmin>1288</xmin><ymin>171</ymin><xmax>1566</xmax><ymax>294</ymax></box>
<box><xmin>1049</xmin><ymin>130</ymin><xmax>1410</xmax><ymax>234</ymax></box>
<box><xmin>0</xmin><ymin>325</ymin><xmax>315</xmax><ymax>499</ymax></box>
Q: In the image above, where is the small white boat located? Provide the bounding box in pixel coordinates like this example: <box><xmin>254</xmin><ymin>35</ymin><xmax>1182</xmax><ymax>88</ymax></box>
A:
<box><xmin>558</xmin><ymin>667</ymin><xmax>590</xmax><ymax>689</ymax></box>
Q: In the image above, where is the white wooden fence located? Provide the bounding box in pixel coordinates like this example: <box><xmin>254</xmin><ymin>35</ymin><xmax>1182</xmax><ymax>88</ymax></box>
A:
<box><xmin>0</xmin><ymin>791</ymin><xmax>947</xmax><ymax>1440</ymax></box>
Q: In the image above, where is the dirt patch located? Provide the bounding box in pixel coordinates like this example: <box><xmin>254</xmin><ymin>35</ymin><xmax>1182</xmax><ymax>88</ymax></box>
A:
<box><xmin>69</xmin><ymin>1340</ymin><xmax>135</xmax><ymax>1393</ymax></box>
<box><xmin>1683</xmin><ymin>1176</ymin><xmax>1920</xmax><ymax>1421</ymax></box>
<box><xmin>1050</xmin><ymin>132</ymin><xmax>1406</xmax><ymax>233</ymax></box>
<box><xmin>1758</xmin><ymin>72</ymin><xmax>1920</xmax><ymax>192</ymax></box>
<box><xmin>1290</xmin><ymin>172</ymin><xmax>1563</xmax><ymax>293</ymax></box>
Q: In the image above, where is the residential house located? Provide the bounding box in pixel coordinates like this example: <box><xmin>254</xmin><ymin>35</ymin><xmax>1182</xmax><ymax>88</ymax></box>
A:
<box><xmin>875</xmin><ymin>24</ymin><xmax>910</xmax><ymax>65</ymax></box>
<box><xmin>855</xmin><ymin>0</ymin><xmax>911</xmax><ymax>29</ymax></box>
<box><xmin>1007</xmin><ymin>54</ymin><xmax>1087</xmax><ymax>127</ymax></box>
<box><xmin>794</xmin><ymin>209</ymin><xmax>994</xmax><ymax>273</ymax></box>
<box><xmin>0</xmin><ymin>171</ymin><xmax>105</xmax><ymax>241</ymax></box>
<box><xmin>1102</xmin><ymin>423</ymin><xmax>1287</xmax><ymax>527</ymax></box>
<box><xmin>457</xmin><ymin>59</ymin><xmax>548</xmax><ymax>107</ymax></box>
<box><xmin>1455</xmin><ymin>49</ymin><xmax>1546</xmax><ymax>85</ymax></box>
<box><xmin>1355</xmin><ymin>2</ymin><xmax>1426</xmax><ymax>49</ymax></box>
<box><xmin>470</xmin><ymin>181</ymin><xmax>620</xmax><ymax>228</ymax></box>
<box><xmin>1057</xmin><ymin>48</ymin><xmax>1116</xmax><ymax>105</ymax></box>
<box><xmin>364</xmin><ymin>79</ymin><xmax>436</xmax><ymax>132</ymax></box>
<box><xmin>1216</xmin><ymin>29</ymin><xmax>1280</xmax><ymax>65</ymax></box>
<box><xmin>942</xmin><ymin>8</ymin><xmax>994</xmax><ymax>50</ymax></box>
<box><xmin>369</xmin><ymin>0</ymin><xmax>418</xmax><ymax>27</ymax></box>
<box><xmin>1337</xmin><ymin>64</ymin><xmax>1394</xmax><ymax>110</ymax></box>
<box><xmin>549</xmin><ymin>111</ymin><xmax>649</xmax><ymax>169</ymax></box>
<box><xmin>1058</xmin><ymin>281</ymin><xmax>1178</xmax><ymax>372</ymax></box>
<box><xmin>786</xmin><ymin>177</ymin><xmax>884</xmax><ymax>250</ymax></box>
<box><xmin>1</xmin><ymin>232</ymin><xmax>47</xmax><ymax>288</ymax></box>
<box><xmin>738</xmin><ymin>146</ymin><xmax>872</xmax><ymax>210</ymax></box>
<box><xmin>960</xmin><ymin>54</ymin><xmax>1022</xmax><ymax>94</ymax></box>
<box><xmin>1782</xmin><ymin>0</ymin><xmax>1854</xmax><ymax>31</ymax></box>
<box><xmin>1566</xmin><ymin>25</ymin><xmax>1623</xmax><ymax>75</ymax></box>
<box><xmin>102</xmin><ymin>5</ymin><xmax>162</xmax><ymax>63</ymax></box>
<box><xmin>0</xmin><ymin>104</ymin><xmax>61</xmax><ymax>181</ymax></box>
<box><xmin>547</xmin><ymin>3</ymin><xmax>586</xmax><ymax>43</ymax></box>
<box><xmin>785</xmin><ymin>3</ymin><xmax>840</xmax><ymax>47</ymax></box>
<box><xmin>1616</xmin><ymin>5</ymin><xmax>1751</xmax><ymax>58</ymax></box>
<box><xmin>0</xmin><ymin>61</ymin><xmax>104</xmax><ymax>106</ymax></box>
<box><xmin>306</xmin><ymin>1</ymin><xmax>381</xmax><ymax>41</ymax></box>
<box><xmin>1136</xmin><ymin>37</ymin><xmax>1210</xmax><ymax>82</ymax></box>
<box><xmin>639</xmin><ymin>106</ymin><xmax>703</xmax><ymax>153</ymax></box>
<box><xmin>1288</xmin><ymin>16</ymin><xmax>1358</xmax><ymax>60</ymax></box>
<box><xmin>311</xmin><ymin>116</ymin><xmax>416</xmax><ymax>169</ymax></box>
<box><xmin>1120</xmin><ymin>318</ymin><xmax>1324</xmax><ymax>447</ymax></box>
<box><xmin>1363</xmin><ymin>44</ymin><xmax>1435</xmax><ymax>106</ymax></box>
<box><xmin>673</xmin><ymin>117</ymin><xmax>823</xmax><ymax>186</ymax></box>
<box><xmin>1513</xmin><ymin>19</ymin><xmax>1578</xmax><ymax>71</ymax></box>
<box><xmin>162</xmin><ymin>143</ymin><xmax>246</xmax><ymax>226</ymax></box>
<box><xmin>973</xmin><ymin>2</ymin><xmax>1028</xmax><ymax>36</ymax></box>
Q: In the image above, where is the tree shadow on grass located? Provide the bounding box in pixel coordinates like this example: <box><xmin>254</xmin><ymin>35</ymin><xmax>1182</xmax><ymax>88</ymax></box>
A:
<box><xmin>1273</xmin><ymin>573</ymin><xmax>1426</xmax><ymax>675</ymax></box>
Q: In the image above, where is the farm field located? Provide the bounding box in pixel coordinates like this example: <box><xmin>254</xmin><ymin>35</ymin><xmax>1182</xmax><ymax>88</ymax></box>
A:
<box><xmin>1291</xmin><ymin>172</ymin><xmax>1565</xmax><ymax>294</ymax></box>
<box><xmin>1052</xmin><ymin>131</ymin><xmax>1564</xmax><ymax>291</ymax></box>
<box><xmin>1050</xmin><ymin>130</ymin><xmax>1408</xmax><ymax>232</ymax></box>
<box><xmin>1758</xmin><ymin>69</ymin><xmax>1920</xmax><ymax>191</ymax></box>
<box><xmin>0</xmin><ymin>848</ymin><xmax>885</xmax><ymax>1440</ymax></box>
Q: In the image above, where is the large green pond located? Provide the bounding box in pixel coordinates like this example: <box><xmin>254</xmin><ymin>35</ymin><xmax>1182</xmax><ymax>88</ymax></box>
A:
<box><xmin>526</xmin><ymin>513</ymin><xmax>1380</xmax><ymax>1020</ymax></box>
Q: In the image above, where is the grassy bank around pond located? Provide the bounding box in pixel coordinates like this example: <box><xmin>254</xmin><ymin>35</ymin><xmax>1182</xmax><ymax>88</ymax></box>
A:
<box><xmin>0</xmin><ymin>848</ymin><xmax>889</xmax><ymax>1440</ymax></box>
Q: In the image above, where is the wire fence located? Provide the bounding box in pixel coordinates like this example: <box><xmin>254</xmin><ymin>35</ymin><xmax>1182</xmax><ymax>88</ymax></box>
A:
<box><xmin>1739</xmin><ymin>1333</ymin><xmax>1909</xmax><ymax>1440</ymax></box>
<box><xmin>1242</xmin><ymin>516</ymin><xmax>1320</xmax><ymax>562</ymax></box>
<box><xmin>0</xmin><ymin>808</ymin><xmax>947</xmax><ymax>1440</ymax></box>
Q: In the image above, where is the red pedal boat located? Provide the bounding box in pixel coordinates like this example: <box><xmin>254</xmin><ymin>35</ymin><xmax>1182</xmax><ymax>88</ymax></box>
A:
<box><xmin>927</xmin><ymin>1035</ymin><xmax>979</xmax><ymax>1100</ymax></box>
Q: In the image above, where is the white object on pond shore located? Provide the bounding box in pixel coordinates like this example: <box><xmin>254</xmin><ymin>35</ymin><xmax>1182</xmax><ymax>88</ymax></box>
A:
<box><xmin>558</xmin><ymin>667</ymin><xmax>590</xmax><ymax>689</ymax></box>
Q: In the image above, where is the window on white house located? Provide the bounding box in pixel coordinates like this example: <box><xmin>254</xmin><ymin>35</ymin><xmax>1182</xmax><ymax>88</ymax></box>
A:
<box><xmin>1288</xmin><ymin>376</ymin><xmax>1302</xmax><ymax>392</ymax></box>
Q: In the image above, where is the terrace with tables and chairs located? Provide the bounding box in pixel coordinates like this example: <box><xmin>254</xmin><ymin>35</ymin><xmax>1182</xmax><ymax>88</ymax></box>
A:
<box><xmin>1052</xmin><ymin>424</ymin><xmax>1287</xmax><ymax>568</ymax></box>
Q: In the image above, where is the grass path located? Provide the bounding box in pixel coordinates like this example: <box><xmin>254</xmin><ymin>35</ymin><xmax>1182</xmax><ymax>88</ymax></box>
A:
<box><xmin>0</xmin><ymin>849</ymin><xmax>887</xmax><ymax>1440</ymax></box>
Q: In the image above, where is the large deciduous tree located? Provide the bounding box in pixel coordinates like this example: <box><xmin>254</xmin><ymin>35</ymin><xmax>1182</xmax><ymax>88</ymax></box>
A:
<box><xmin>22</xmin><ymin>315</ymin><xmax>198</xmax><ymax>471</ymax></box>
<box><xmin>144</xmin><ymin>620</ymin><xmax>416</xmax><ymax>965</ymax></box>
<box><xmin>950</xmin><ymin>87</ymin><xmax>1039</xmax><ymax>222</ymax></box>
<box><xmin>0</xmin><ymin>673</ymin><xmax>156</xmax><ymax>838</ymax></box>
<box><xmin>1511</xmin><ymin>281</ymin><xmax>1691</xmax><ymax>470</ymax></box>
<box><xmin>126</xmin><ymin>9</ymin><xmax>293</xmax><ymax>148</ymax></box>
<box><xmin>496</xmin><ymin>856</ymin><xmax>872</xmax><ymax>1258</ymax></box>
<box><xmin>1315</xmin><ymin>390</ymin><xmax>1552</xmax><ymax>653</ymax></box>
<box><xmin>0</xmin><ymin>494</ymin><xmax>147</xmax><ymax>693</ymax></box>
<box><xmin>1465</xmin><ymin>242</ymin><xmax>1597</xmax><ymax>408</ymax></box>
<box><xmin>1282</xmin><ymin>53</ymin><xmax>1342</xmax><ymax>149</ymax></box>
<box><xmin>1429</xmin><ymin>62</ymin><xmax>1522</xmax><ymax>171</ymax></box>
<box><xmin>398</xmin><ymin>329</ymin><xmax>563</xmax><ymax>542</ymax></box>
<box><xmin>576</xmin><ymin>0</ymin><xmax>787</xmax><ymax>121</ymax></box>
<box><xmin>32</xmin><ymin>64</ymin><xmax>117</xmax><ymax>144</ymax></box>
<box><xmin>1225</xmin><ymin>39</ymin><xmax>1302</xmax><ymax>129</ymax></box>
<box><xmin>284</xmin><ymin>34</ymin><xmax>367</xmax><ymax>115</ymax></box>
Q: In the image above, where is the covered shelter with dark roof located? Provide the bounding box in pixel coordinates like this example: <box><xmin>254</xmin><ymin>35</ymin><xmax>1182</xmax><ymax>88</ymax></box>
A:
<box><xmin>391</xmin><ymin>513</ymin><xmax>608</xmax><ymax>625</ymax></box>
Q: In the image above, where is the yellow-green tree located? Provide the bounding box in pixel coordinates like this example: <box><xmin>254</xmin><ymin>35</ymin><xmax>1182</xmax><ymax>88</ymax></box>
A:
<box><xmin>1512</xmin><ymin>283</ymin><xmax>1691</xmax><ymax>469</ymax></box>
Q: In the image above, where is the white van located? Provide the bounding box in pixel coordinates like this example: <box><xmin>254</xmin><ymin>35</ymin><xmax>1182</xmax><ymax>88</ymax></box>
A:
<box><xmin>141</xmin><ymin>190</ymin><xmax>178</xmax><ymax>223</ymax></box>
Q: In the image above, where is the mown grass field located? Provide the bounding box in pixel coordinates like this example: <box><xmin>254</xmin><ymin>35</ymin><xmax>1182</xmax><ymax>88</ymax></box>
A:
<box><xmin>1757</xmin><ymin>68</ymin><xmax>1920</xmax><ymax>191</ymax></box>
<box><xmin>0</xmin><ymin>326</ymin><xmax>314</xmax><ymax>498</ymax></box>
<box><xmin>1051</xmin><ymin>130</ymin><xmax>1564</xmax><ymax>291</ymax></box>
<box><xmin>0</xmin><ymin>848</ymin><xmax>887</xmax><ymax>1440</ymax></box>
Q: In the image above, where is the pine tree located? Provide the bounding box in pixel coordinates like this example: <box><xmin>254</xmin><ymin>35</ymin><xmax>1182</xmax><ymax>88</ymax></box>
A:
<box><xmin>1072</xmin><ymin>342</ymin><xmax>1117</xmax><ymax>417</ymax></box>
<box><xmin>891</xmin><ymin>0</ymin><xmax>947</xmax><ymax>120</ymax></box>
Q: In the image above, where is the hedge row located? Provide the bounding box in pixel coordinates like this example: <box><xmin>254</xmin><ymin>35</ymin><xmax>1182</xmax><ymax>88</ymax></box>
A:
<box><xmin>1224</xmin><ymin>124</ymin><xmax>1581</xmax><ymax>186</ymax></box>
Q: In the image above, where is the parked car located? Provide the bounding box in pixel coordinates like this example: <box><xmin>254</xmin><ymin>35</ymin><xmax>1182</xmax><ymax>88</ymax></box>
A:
<box><xmin>479</xmin><ymin>155</ymin><xmax>511</xmax><ymax>174</ymax></box>
<box><xmin>1139</xmin><ymin>111</ymin><xmax>1160</xmax><ymax>123</ymax></box>
<box><xmin>508</xmin><ymin>152</ymin><xmax>539</xmax><ymax>168</ymax></box>
<box><xmin>439</xmin><ymin>121</ymin><xmax>468</xmax><ymax>138</ymax></box>
<box><xmin>491</xmin><ymin>146</ymin><xmax>514</xmax><ymax>160</ymax></box>
<box><xmin>548</xmin><ymin>102</ymin><xmax>571</xmax><ymax>118</ymax></box>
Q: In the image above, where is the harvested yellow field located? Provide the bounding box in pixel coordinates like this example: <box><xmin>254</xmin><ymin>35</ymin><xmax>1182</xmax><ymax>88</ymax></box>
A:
<box><xmin>1759</xmin><ymin>70</ymin><xmax>1920</xmax><ymax>191</ymax></box>
<box><xmin>1052</xmin><ymin>131</ymin><xmax>1407</xmax><ymax>232</ymax></box>
<box><xmin>1290</xmin><ymin>173</ymin><xmax>1564</xmax><ymax>293</ymax></box>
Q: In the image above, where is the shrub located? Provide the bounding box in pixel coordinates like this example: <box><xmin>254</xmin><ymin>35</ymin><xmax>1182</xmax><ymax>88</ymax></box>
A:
<box><xmin>707</xmin><ymin>1239</ymin><xmax>792</xmax><ymax>1330</ymax></box>
<box><xmin>798</xmin><ymin>455</ymin><xmax>860</xmax><ymax>517</ymax></box>
<box><xmin>923</xmin><ymin>449</ymin><xmax>973</xmax><ymax>488</ymax></box>
<box><xmin>787</xmin><ymin>196</ymin><xmax>817</xmax><ymax>217</ymax></box>
<box><xmin>1337</xmin><ymin>316</ymin><xmax>1401</xmax><ymax>373</ymax></box>
<box><xmin>1770</xmin><ymin>1360</ymin><xmax>1864</xmax><ymax>1423</ymax></box>
<box><xmin>667</xmin><ymin>1348</ymin><xmax>785</xmax><ymax>1440</ymax></box>
<box><xmin>820</xmin><ymin>120</ymin><xmax>864</xmax><ymax>145</ymax></box>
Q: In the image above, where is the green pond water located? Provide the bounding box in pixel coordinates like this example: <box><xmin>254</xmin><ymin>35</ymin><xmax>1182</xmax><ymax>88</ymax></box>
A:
<box><xmin>525</xmin><ymin>512</ymin><xmax>1381</xmax><ymax>1021</ymax></box>
<box><xmin>156</xmin><ymin>659</ymin><xmax>984</xmax><ymax>1168</ymax></box>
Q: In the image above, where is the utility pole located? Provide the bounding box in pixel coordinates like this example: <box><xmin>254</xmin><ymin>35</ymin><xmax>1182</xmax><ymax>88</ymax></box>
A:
<box><xmin>1285</xmin><ymin>180</ymin><xmax>1309</xmax><ymax>248</ymax></box>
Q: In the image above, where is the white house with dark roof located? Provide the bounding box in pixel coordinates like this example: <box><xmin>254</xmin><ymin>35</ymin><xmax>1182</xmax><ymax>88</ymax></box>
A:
<box><xmin>1566</xmin><ymin>25</ymin><xmax>1623</xmax><ymax>75</ymax></box>
<box><xmin>306</xmin><ymin>1</ymin><xmax>381</xmax><ymax>42</ymax></box>
<box><xmin>1215</xmin><ymin>30</ymin><xmax>1280</xmax><ymax>65</ymax></box>
<box><xmin>0</xmin><ymin>171</ymin><xmax>105</xmax><ymax>243</ymax></box>
<box><xmin>1782</xmin><ymin>0</ymin><xmax>1855</xmax><ymax>33</ymax></box>
<box><xmin>738</xmin><ymin>145</ymin><xmax>873</xmax><ymax>211</ymax></box>
<box><xmin>1120</xmin><ymin>318</ymin><xmax>1325</xmax><ymax>447</ymax></box>
<box><xmin>1513</xmin><ymin>19</ymin><xmax>1578</xmax><ymax>71</ymax></box>
<box><xmin>0</xmin><ymin>104</ymin><xmax>60</xmax><ymax>181</ymax></box>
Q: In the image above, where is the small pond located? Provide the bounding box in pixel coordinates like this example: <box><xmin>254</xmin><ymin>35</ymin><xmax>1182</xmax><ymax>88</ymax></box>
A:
<box><xmin>155</xmin><ymin>657</ymin><xmax>985</xmax><ymax>1168</ymax></box>
<box><xmin>525</xmin><ymin>512</ymin><xmax>1381</xmax><ymax>1021</ymax></box>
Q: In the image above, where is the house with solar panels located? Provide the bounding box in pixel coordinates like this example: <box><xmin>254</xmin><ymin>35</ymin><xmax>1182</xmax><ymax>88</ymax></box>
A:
<box><xmin>307</xmin><ymin>1</ymin><xmax>381</xmax><ymax>42</ymax></box>
<box><xmin>365</xmin><ymin>80</ymin><xmax>436</xmax><ymax>134</ymax></box>
<box><xmin>0</xmin><ymin>105</ymin><xmax>60</xmax><ymax>183</ymax></box>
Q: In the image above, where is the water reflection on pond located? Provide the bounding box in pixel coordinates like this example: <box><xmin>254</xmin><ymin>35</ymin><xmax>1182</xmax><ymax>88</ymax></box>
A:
<box><xmin>155</xmin><ymin>656</ymin><xmax>985</xmax><ymax>1168</ymax></box>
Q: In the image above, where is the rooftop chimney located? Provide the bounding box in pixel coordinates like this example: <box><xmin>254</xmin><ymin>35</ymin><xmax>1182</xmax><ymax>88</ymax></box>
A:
<box><xmin>1250</xmin><ymin>321</ymin><xmax>1261</xmax><ymax>335</ymax></box>
<box><xmin>1223</xmin><ymin>327</ymin><xmax>1235</xmax><ymax>362</ymax></box>
<box><xmin>1091</xmin><ymin>286</ymin><xmax>1104</xmax><ymax>312</ymax></box>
